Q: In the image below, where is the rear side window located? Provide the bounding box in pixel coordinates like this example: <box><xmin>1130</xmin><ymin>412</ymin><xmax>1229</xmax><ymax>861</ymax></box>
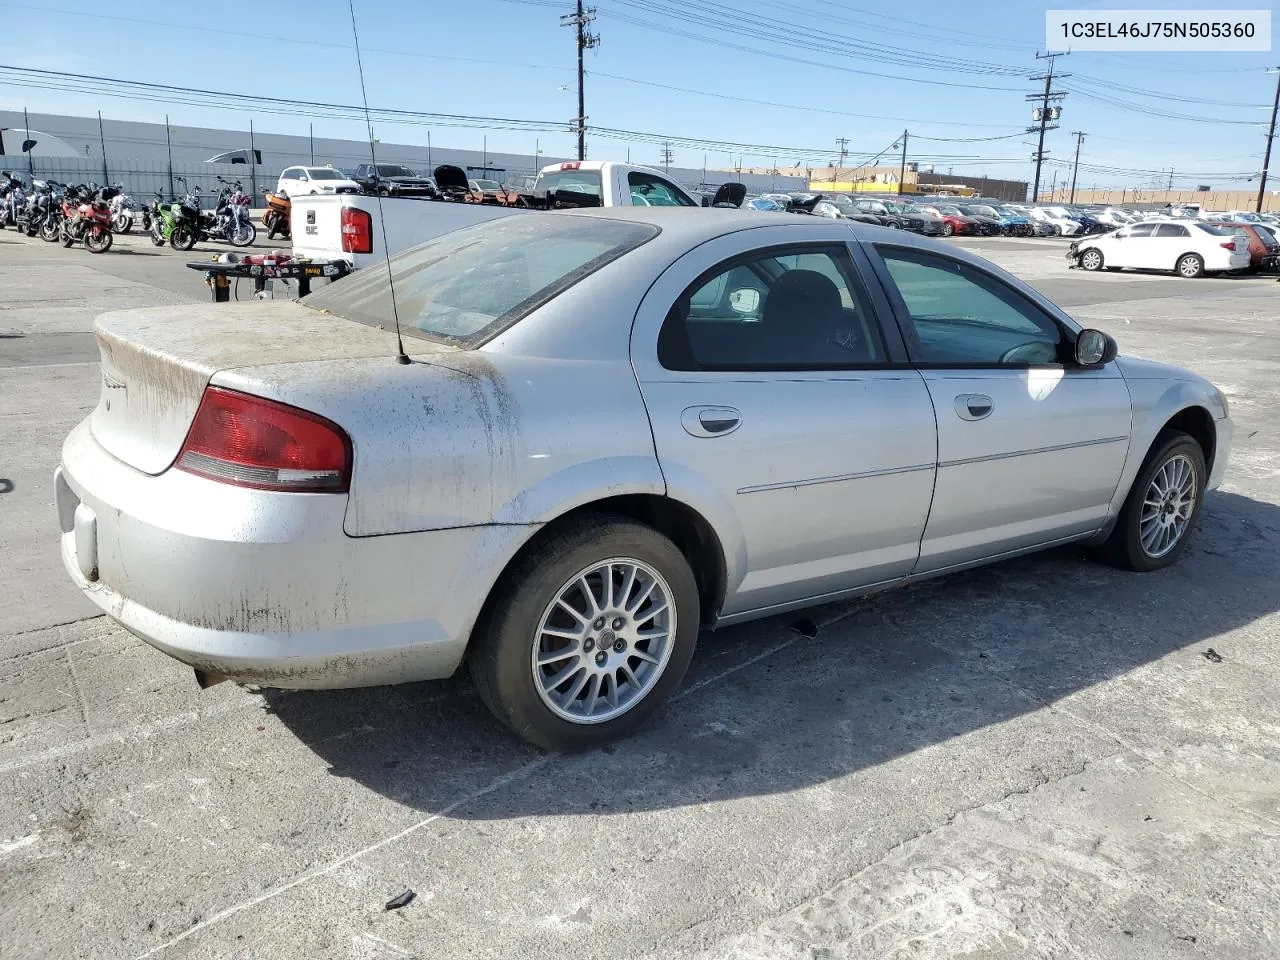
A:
<box><xmin>1125</xmin><ymin>223</ymin><xmax>1157</xmax><ymax>238</ymax></box>
<box><xmin>1195</xmin><ymin>223</ymin><xmax>1234</xmax><ymax>237</ymax></box>
<box><xmin>1155</xmin><ymin>223</ymin><xmax>1190</xmax><ymax>238</ymax></box>
<box><xmin>304</xmin><ymin>215</ymin><xmax>657</xmax><ymax>344</ymax></box>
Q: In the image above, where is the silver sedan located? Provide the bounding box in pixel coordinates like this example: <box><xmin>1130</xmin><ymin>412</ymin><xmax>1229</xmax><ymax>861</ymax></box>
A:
<box><xmin>56</xmin><ymin>210</ymin><xmax>1232</xmax><ymax>749</ymax></box>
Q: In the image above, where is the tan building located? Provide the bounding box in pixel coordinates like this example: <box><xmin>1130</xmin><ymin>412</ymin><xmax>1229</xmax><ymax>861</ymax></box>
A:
<box><xmin>1038</xmin><ymin>187</ymin><xmax>1279</xmax><ymax>213</ymax></box>
<box><xmin>723</xmin><ymin>164</ymin><xmax>1028</xmax><ymax>201</ymax></box>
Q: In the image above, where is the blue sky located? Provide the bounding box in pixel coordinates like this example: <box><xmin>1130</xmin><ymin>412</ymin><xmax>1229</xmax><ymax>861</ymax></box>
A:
<box><xmin>1</xmin><ymin>0</ymin><xmax>1277</xmax><ymax>188</ymax></box>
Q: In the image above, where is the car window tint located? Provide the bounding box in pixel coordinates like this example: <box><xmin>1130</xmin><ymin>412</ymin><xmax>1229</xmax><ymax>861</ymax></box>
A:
<box><xmin>658</xmin><ymin>246</ymin><xmax>886</xmax><ymax>371</ymax></box>
<box><xmin>1126</xmin><ymin>223</ymin><xmax>1157</xmax><ymax>238</ymax></box>
<box><xmin>1155</xmin><ymin>223</ymin><xmax>1190</xmax><ymax>238</ymax></box>
<box><xmin>877</xmin><ymin>247</ymin><xmax>1062</xmax><ymax>366</ymax></box>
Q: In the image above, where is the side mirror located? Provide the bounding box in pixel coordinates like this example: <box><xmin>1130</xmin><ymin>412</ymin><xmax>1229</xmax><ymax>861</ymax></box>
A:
<box><xmin>1075</xmin><ymin>329</ymin><xmax>1117</xmax><ymax>367</ymax></box>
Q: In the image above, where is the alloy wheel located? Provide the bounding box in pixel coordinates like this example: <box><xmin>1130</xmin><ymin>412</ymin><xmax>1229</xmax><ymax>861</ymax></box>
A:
<box><xmin>531</xmin><ymin>558</ymin><xmax>676</xmax><ymax>724</ymax></box>
<box><xmin>1139</xmin><ymin>454</ymin><xmax>1197</xmax><ymax>558</ymax></box>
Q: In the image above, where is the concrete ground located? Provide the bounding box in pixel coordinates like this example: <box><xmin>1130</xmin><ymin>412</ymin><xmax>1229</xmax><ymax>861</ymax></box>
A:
<box><xmin>1</xmin><ymin>227</ymin><xmax>1278</xmax><ymax>960</ymax></box>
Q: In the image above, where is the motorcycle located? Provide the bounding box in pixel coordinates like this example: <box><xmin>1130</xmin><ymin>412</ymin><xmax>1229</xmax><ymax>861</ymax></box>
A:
<box><xmin>59</xmin><ymin>185</ymin><xmax>120</xmax><ymax>253</ymax></box>
<box><xmin>147</xmin><ymin>191</ymin><xmax>184</xmax><ymax>246</ymax></box>
<box><xmin>40</xmin><ymin>183</ymin><xmax>68</xmax><ymax>241</ymax></box>
<box><xmin>263</xmin><ymin>190</ymin><xmax>291</xmax><ymax>240</ymax></box>
<box><xmin>0</xmin><ymin>171</ymin><xmax>24</xmax><ymax>228</ymax></box>
<box><xmin>109</xmin><ymin>187</ymin><xmax>135</xmax><ymax>233</ymax></box>
<box><xmin>169</xmin><ymin>178</ymin><xmax>256</xmax><ymax>250</ymax></box>
<box><xmin>15</xmin><ymin>179</ymin><xmax>52</xmax><ymax>237</ymax></box>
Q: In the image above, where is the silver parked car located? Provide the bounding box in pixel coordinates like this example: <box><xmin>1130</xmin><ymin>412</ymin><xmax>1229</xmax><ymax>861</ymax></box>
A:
<box><xmin>56</xmin><ymin>210</ymin><xmax>1232</xmax><ymax>749</ymax></box>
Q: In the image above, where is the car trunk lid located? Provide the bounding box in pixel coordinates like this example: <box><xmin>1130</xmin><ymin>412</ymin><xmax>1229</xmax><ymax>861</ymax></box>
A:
<box><xmin>90</xmin><ymin>300</ymin><xmax>452</xmax><ymax>474</ymax></box>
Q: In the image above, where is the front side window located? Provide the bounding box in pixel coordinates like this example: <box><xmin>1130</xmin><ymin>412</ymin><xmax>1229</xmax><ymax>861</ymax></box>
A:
<box><xmin>304</xmin><ymin>215</ymin><xmax>657</xmax><ymax>344</ymax></box>
<box><xmin>628</xmin><ymin>172</ymin><xmax>696</xmax><ymax>207</ymax></box>
<box><xmin>658</xmin><ymin>246</ymin><xmax>885</xmax><ymax>371</ymax></box>
<box><xmin>876</xmin><ymin>247</ymin><xmax>1062</xmax><ymax>366</ymax></box>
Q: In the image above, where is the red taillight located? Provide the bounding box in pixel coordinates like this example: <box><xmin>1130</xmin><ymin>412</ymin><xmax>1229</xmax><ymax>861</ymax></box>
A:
<box><xmin>340</xmin><ymin>207</ymin><xmax>373</xmax><ymax>254</ymax></box>
<box><xmin>175</xmin><ymin>387</ymin><xmax>351</xmax><ymax>493</ymax></box>
<box><xmin>1221</xmin><ymin>241</ymin><xmax>1236</xmax><ymax>250</ymax></box>
<box><xmin>560</xmin><ymin>162</ymin><xmax>581</xmax><ymax>170</ymax></box>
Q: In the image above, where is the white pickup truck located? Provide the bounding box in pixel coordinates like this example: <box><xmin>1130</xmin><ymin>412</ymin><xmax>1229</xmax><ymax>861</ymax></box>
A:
<box><xmin>289</xmin><ymin>160</ymin><xmax>718</xmax><ymax>270</ymax></box>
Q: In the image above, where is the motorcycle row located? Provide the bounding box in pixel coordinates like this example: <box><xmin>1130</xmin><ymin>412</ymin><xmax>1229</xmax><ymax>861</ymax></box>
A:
<box><xmin>0</xmin><ymin>172</ymin><xmax>259</xmax><ymax>253</ymax></box>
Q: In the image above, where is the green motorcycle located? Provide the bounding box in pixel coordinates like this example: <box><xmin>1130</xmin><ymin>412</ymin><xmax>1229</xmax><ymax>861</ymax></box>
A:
<box><xmin>148</xmin><ymin>193</ymin><xmax>181</xmax><ymax>247</ymax></box>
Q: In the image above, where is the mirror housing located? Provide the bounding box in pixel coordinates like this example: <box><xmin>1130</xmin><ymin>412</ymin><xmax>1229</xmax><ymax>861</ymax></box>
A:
<box><xmin>1074</xmin><ymin>329</ymin><xmax>1118</xmax><ymax>367</ymax></box>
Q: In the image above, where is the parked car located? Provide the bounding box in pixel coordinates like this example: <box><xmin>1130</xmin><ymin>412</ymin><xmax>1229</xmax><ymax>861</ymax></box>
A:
<box><xmin>1071</xmin><ymin>220</ymin><xmax>1251</xmax><ymax>277</ymax></box>
<box><xmin>1028</xmin><ymin>207</ymin><xmax>1081</xmax><ymax>237</ymax></box>
<box><xmin>468</xmin><ymin>178</ymin><xmax>512</xmax><ymax>204</ymax></box>
<box><xmin>953</xmin><ymin>203</ymin><xmax>1005</xmax><ymax>236</ymax></box>
<box><xmin>1204</xmin><ymin>220</ymin><xmax>1280</xmax><ymax>271</ymax></box>
<box><xmin>813</xmin><ymin>197</ymin><xmax>884</xmax><ymax>225</ymax></box>
<box><xmin>744</xmin><ymin>196</ymin><xmax>785</xmax><ymax>212</ymax></box>
<box><xmin>352</xmin><ymin>163</ymin><xmax>437</xmax><ymax>197</ymax></box>
<box><xmin>276</xmin><ymin>166</ymin><xmax>362</xmax><ymax>197</ymax></box>
<box><xmin>505</xmin><ymin>175</ymin><xmax>538</xmax><ymax>194</ymax></box>
<box><xmin>855</xmin><ymin>199</ymin><xmax>942</xmax><ymax>235</ymax></box>
<box><xmin>908</xmin><ymin>203</ymin><xmax>974</xmax><ymax>236</ymax></box>
<box><xmin>55</xmin><ymin>211</ymin><xmax>1232</xmax><ymax>749</ymax></box>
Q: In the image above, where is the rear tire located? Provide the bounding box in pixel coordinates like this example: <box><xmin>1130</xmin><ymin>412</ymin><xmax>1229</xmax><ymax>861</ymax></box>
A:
<box><xmin>1176</xmin><ymin>253</ymin><xmax>1204</xmax><ymax>278</ymax></box>
<box><xmin>470</xmin><ymin>516</ymin><xmax>700</xmax><ymax>751</ymax></box>
<box><xmin>1094</xmin><ymin>431</ymin><xmax>1206</xmax><ymax>572</ymax></box>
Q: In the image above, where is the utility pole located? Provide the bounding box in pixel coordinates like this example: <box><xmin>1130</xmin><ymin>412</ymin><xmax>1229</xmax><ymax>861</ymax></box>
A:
<box><xmin>97</xmin><ymin>110</ymin><xmax>109</xmax><ymax>186</ymax></box>
<box><xmin>1256</xmin><ymin>67</ymin><xmax>1280</xmax><ymax>213</ymax></box>
<box><xmin>249</xmin><ymin>118</ymin><xmax>257</xmax><ymax>201</ymax></box>
<box><xmin>309</xmin><ymin>123</ymin><xmax>315</xmax><ymax>165</ymax></box>
<box><xmin>659</xmin><ymin>141</ymin><xmax>674</xmax><ymax>173</ymax></box>
<box><xmin>897</xmin><ymin>129</ymin><xmax>908</xmax><ymax>196</ymax></box>
<box><xmin>23</xmin><ymin>107</ymin><xmax>33</xmax><ymax>182</ymax></box>
<box><xmin>1027</xmin><ymin>51</ymin><xmax>1069</xmax><ymax>205</ymax></box>
<box><xmin>561</xmin><ymin>0</ymin><xmax>599</xmax><ymax>162</ymax></box>
<box><xmin>1167</xmin><ymin>167</ymin><xmax>1174</xmax><ymax>191</ymax></box>
<box><xmin>1048</xmin><ymin>169</ymin><xmax>1058</xmax><ymax>203</ymax></box>
<box><xmin>836</xmin><ymin>136</ymin><xmax>849</xmax><ymax>173</ymax></box>
<box><xmin>165</xmin><ymin>114</ymin><xmax>174</xmax><ymax>200</ymax></box>
<box><xmin>1069</xmin><ymin>130</ymin><xmax>1085</xmax><ymax>203</ymax></box>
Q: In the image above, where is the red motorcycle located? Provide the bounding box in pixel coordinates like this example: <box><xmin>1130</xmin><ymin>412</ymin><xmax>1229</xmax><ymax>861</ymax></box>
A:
<box><xmin>60</xmin><ymin>185</ymin><xmax>120</xmax><ymax>253</ymax></box>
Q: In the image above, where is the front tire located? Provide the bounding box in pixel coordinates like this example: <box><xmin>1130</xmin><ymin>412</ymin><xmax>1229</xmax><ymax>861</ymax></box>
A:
<box><xmin>170</xmin><ymin>224</ymin><xmax>197</xmax><ymax>251</ymax></box>
<box><xmin>1095</xmin><ymin>431</ymin><xmax>1206</xmax><ymax>572</ymax></box>
<box><xmin>84</xmin><ymin>225</ymin><xmax>113</xmax><ymax>253</ymax></box>
<box><xmin>41</xmin><ymin>218</ymin><xmax>60</xmax><ymax>242</ymax></box>
<box><xmin>1079</xmin><ymin>248</ymin><xmax>1104</xmax><ymax>271</ymax></box>
<box><xmin>1177</xmin><ymin>253</ymin><xmax>1204</xmax><ymax>278</ymax></box>
<box><xmin>470</xmin><ymin>516</ymin><xmax>700</xmax><ymax>751</ymax></box>
<box><xmin>113</xmin><ymin>213</ymin><xmax>132</xmax><ymax>234</ymax></box>
<box><xmin>941</xmin><ymin>222</ymin><xmax>955</xmax><ymax>237</ymax></box>
<box><xmin>230</xmin><ymin>222</ymin><xmax>256</xmax><ymax>247</ymax></box>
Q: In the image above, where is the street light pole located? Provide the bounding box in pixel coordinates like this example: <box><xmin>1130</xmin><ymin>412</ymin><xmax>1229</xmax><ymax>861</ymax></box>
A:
<box><xmin>1256</xmin><ymin>67</ymin><xmax>1280</xmax><ymax>214</ymax></box>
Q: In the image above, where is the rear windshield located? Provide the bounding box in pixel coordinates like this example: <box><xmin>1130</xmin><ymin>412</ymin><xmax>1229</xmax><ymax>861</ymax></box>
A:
<box><xmin>303</xmin><ymin>215</ymin><xmax>658</xmax><ymax>344</ymax></box>
<box><xmin>536</xmin><ymin>169</ymin><xmax>603</xmax><ymax>198</ymax></box>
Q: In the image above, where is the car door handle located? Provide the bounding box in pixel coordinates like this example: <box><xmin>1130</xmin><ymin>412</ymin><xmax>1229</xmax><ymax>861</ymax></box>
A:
<box><xmin>954</xmin><ymin>394</ymin><xmax>994</xmax><ymax>421</ymax></box>
<box><xmin>681</xmin><ymin>406</ymin><xmax>742</xmax><ymax>438</ymax></box>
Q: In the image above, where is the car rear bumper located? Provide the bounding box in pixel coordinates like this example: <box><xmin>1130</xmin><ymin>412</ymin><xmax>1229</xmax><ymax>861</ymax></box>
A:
<box><xmin>56</xmin><ymin>419</ymin><xmax>534</xmax><ymax>689</ymax></box>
